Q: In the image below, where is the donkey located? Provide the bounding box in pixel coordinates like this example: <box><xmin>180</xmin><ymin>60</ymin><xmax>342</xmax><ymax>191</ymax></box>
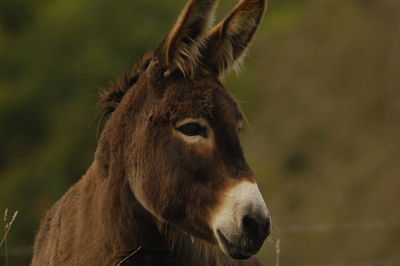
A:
<box><xmin>31</xmin><ymin>0</ymin><xmax>270</xmax><ymax>265</ymax></box>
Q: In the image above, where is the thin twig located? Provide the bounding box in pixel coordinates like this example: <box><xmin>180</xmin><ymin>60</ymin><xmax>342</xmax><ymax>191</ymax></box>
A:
<box><xmin>3</xmin><ymin>209</ymin><xmax>7</xmax><ymax>223</ymax></box>
<box><xmin>2</xmin><ymin>209</ymin><xmax>12</xmax><ymax>266</ymax></box>
<box><xmin>116</xmin><ymin>246</ymin><xmax>142</xmax><ymax>266</ymax></box>
<box><xmin>0</xmin><ymin>211</ymin><xmax>18</xmax><ymax>248</ymax></box>
<box><xmin>275</xmin><ymin>238</ymin><xmax>281</xmax><ymax>266</ymax></box>
<box><xmin>5</xmin><ymin>236</ymin><xmax>7</xmax><ymax>266</ymax></box>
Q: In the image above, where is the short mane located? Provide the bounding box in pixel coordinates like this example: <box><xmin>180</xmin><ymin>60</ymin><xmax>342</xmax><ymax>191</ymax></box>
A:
<box><xmin>99</xmin><ymin>52</ymin><xmax>153</xmax><ymax>115</ymax></box>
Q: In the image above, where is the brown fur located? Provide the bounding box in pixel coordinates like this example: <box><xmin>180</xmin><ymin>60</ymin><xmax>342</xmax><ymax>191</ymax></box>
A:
<box><xmin>31</xmin><ymin>1</ymin><xmax>267</xmax><ymax>265</ymax></box>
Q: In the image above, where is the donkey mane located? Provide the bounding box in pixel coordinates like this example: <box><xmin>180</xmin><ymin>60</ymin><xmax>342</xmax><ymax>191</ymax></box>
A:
<box><xmin>99</xmin><ymin>52</ymin><xmax>153</xmax><ymax>115</ymax></box>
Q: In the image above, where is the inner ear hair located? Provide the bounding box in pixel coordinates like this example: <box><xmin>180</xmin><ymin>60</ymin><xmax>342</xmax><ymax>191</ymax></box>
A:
<box><xmin>201</xmin><ymin>0</ymin><xmax>267</xmax><ymax>76</ymax></box>
<box><xmin>162</xmin><ymin>0</ymin><xmax>218</xmax><ymax>78</ymax></box>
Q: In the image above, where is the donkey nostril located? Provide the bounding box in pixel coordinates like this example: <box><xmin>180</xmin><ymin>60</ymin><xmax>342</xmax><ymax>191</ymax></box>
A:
<box><xmin>242</xmin><ymin>215</ymin><xmax>260</xmax><ymax>237</ymax></box>
<box><xmin>242</xmin><ymin>215</ymin><xmax>271</xmax><ymax>238</ymax></box>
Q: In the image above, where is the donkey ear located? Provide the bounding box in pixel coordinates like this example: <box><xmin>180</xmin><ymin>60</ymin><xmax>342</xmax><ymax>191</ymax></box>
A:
<box><xmin>201</xmin><ymin>0</ymin><xmax>267</xmax><ymax>76</ymax></box>
<box><xmin>161</xmin><ymin>0</ymin><xmax>218</xmax><ymax>77</ymax></box>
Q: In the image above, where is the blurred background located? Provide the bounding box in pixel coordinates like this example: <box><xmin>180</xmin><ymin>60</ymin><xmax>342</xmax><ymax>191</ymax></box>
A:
<box><xmin>1</xmin><ymin>0</ymin><xmax>399</xmax><ymax>265</ymax></box>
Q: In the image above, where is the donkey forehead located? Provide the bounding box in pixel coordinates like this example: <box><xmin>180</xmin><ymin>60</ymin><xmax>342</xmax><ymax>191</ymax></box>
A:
<box><xmin>161</xmin><ymin>74</ymin><xmax>243</xmax><ymax>123</ymax></box>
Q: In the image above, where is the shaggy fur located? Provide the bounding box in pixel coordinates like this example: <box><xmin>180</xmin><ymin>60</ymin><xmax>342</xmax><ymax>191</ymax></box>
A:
<box><xmin>31</xmin><ymin>1</ymin><xmax>268</xmax><ymax>265</ymax></box>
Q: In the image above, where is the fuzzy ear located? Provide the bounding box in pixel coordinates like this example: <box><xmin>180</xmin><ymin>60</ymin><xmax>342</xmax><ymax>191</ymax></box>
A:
<box><xmin>161</xmin><ymin>0</ymin><xmax>218</xmax><ymax>77</ymax></box>
<box><xmin>202</xmin><ymin>0</ymin><xmax>267</xmax><ymax>76</ymax></box>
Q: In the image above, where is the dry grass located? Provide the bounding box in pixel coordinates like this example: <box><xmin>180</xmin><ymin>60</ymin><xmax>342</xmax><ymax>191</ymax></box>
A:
<box><xmin>1</xmin><ymin>209</ymin><xmax>19</xmax><ymax>266</ymax></box>
<box><xmin>116</xmin><ymin>246</ymin><xmax>141</xmax><ymax>266</ymax></box>
<box><xmin>275</xmin><ymin>238</ymin><xmax>281</xmax><ymax>266</ymax></box>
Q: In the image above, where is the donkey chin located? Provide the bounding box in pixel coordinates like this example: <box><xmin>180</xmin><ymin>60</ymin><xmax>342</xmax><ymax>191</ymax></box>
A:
<box><xmin>211</xmin><ymin>181</ymin><xmax>271</xmax><ymax>260</ymax></box>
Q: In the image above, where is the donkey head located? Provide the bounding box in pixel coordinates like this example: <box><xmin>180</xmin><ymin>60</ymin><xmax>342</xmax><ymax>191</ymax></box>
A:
<box><xmin>99</xmin><ymin>0</ymin><xmax>270</xmax><ymax>260</ymax></box>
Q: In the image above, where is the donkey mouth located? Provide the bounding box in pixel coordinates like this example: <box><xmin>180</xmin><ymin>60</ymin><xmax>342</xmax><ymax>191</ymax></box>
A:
<box><xmin>216</xmin><ymin>230</ymin><xmax>252</xmax><ymax>260</ymax></box>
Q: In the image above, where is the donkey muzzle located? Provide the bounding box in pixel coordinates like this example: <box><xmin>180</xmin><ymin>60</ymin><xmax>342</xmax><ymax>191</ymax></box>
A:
<box><xmin>212</xmin><ymin>181</ymin><xmax>270</xmax><ymax>259</ymax></box>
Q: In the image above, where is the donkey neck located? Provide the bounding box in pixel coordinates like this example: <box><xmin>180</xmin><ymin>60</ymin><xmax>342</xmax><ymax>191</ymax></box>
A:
<box><xmin>84</xmin><ymin>160</ymin><xmax>167</xmax><ymax>253</ymax></box>
<box><xmin>87</xmin><ymin>160</ymin><xmax>223</xmax><ymax>265</ymax></box>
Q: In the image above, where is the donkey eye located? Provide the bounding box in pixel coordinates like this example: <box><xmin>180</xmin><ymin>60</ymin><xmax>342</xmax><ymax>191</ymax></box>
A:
<box><xmin>177</xmin><ymin>123</ymin><xmax>208</xmax><ymax>138</ymax></box>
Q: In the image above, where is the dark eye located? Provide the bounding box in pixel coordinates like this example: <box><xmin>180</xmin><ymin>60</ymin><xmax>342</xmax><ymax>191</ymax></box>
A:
<box><xmin>177</xmin><ymin>123</ymin><xmax>208</xmax><ymax>138</ymax></box>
